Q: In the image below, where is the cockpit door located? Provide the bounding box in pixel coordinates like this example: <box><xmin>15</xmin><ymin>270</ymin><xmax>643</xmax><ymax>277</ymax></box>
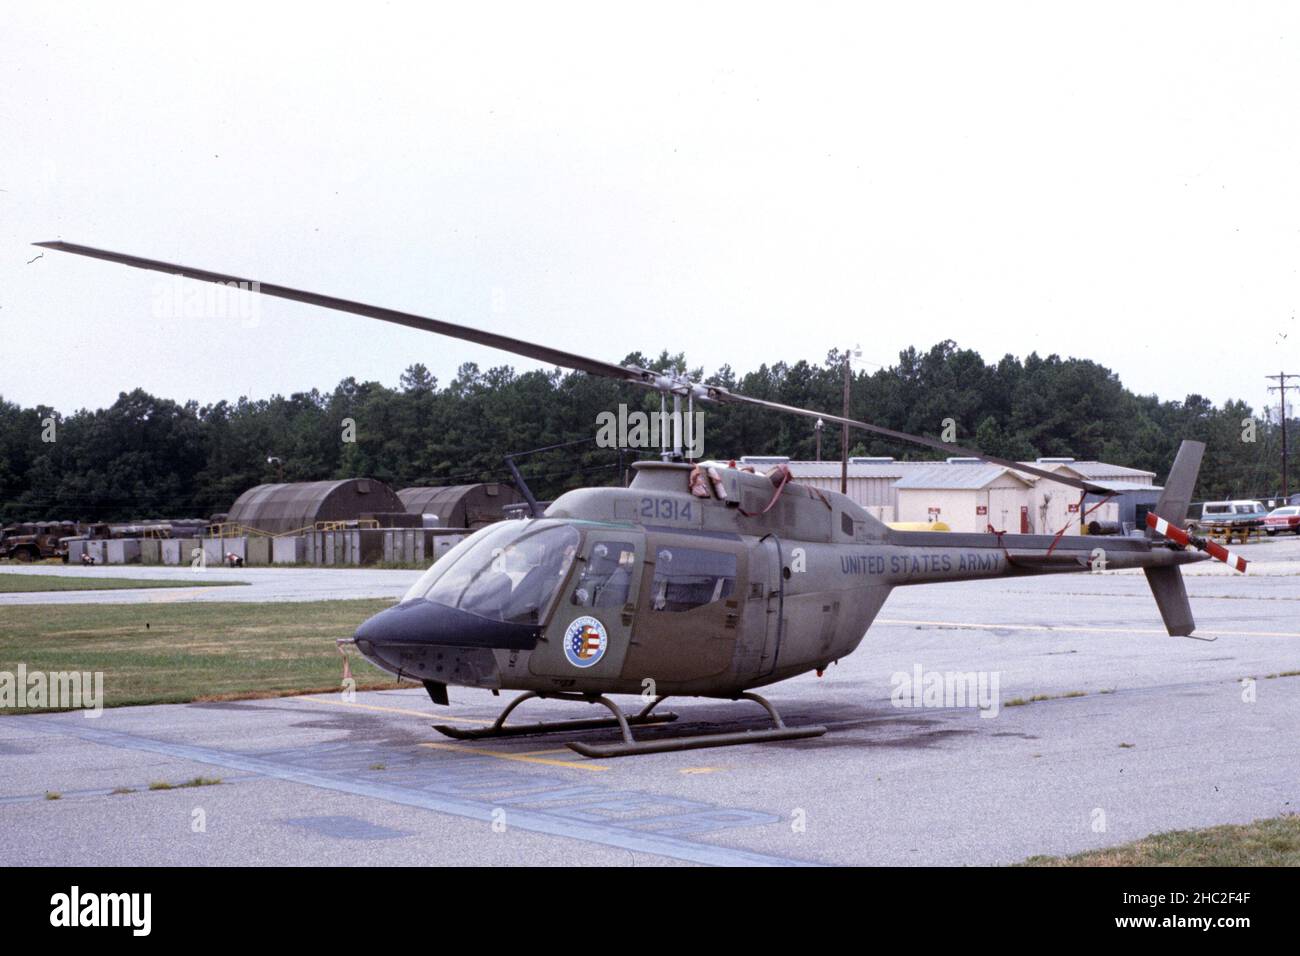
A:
<box><xmin>529</xmin><ymin>532</ymin><xmax>644</xmax><ymax>680</ymax></box>
<box><xmin>619</xmin><ymin>532</ymin><xmax>746</xmax><ymax>684</ymax></box>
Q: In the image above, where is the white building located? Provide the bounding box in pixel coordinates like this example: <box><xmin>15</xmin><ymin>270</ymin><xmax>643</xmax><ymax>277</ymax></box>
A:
<box><xmin>743</xmin><ymin>456</ymin><xmax>1157</xmax><ymax>535</ymax></box>
<box><xmin>894</xmin><ymin>464</ymin><xmax>1035</xmax><ymax>533</ymax></box>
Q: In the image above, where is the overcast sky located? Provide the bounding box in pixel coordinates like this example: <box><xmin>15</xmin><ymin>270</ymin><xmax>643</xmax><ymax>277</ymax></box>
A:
<box><xmin>3</xmin><ymin>1</ymin><xmax>1297</xmax><ymax>417</ymax></box>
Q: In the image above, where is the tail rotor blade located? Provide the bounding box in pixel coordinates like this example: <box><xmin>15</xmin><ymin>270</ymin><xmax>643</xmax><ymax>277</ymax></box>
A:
<box><xmin>1147</xmin><ymin>513</ymin><xmax>1248</xmax><ymax>573</ymax></box>
<box><xmin>1201</xmin><ymin>537</ymin><xmax>1249</xmax><ymax>574</ymax></box>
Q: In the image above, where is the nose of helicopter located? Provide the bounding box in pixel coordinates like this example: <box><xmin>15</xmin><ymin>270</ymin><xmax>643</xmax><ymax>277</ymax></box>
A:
<box><xmin>353</xmin><ymin>599</ymin><xmax>541</xmax><ymax>655</ymax></box>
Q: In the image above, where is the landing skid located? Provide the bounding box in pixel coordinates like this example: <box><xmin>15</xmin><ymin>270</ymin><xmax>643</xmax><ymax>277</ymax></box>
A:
<box><xmin>432</xmin><ymin>690</ymin><xmax>826</xmax><ymax>758</ymax></box>
<box><xmin>433</xmin><ymin>691</ymin><xmax>677</xmax><ymax>742</ymax></box>
<box><xmin>568</xmin><ymin>691</ymin><xmax>826</xmax><ymax>758</ymax></box>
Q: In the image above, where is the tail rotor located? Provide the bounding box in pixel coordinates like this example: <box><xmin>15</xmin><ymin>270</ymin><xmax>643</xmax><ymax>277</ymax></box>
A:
<box><xmin>1146</xmin><ymin>512</ymin><xmax>1249</xmax><ymax>574</ymax></box>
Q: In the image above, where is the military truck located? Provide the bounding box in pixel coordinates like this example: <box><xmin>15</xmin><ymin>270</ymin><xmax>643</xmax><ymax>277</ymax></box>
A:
<box><xmin>0</xmin><ymin>521</ymin><xmax>78</xmax><ymax>561</ymax></box>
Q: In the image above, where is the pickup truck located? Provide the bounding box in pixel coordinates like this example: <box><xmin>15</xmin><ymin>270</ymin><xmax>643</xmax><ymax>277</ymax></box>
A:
<box><xmin>1188</xmin><ymin>500</ymin><xmax>1268</xmax><ymax>536</ymax></box>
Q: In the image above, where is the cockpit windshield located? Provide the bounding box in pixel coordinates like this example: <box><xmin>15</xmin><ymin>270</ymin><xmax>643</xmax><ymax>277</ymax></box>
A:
<box><xmin>401</xmin><ymin>520</ymin><xmax>580</xmax><ymax>625</ymax></box>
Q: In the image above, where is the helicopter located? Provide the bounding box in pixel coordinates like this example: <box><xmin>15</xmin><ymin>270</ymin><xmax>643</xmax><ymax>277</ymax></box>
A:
<box><xmin>34</xmin><ymin>240</ymin><xmax>1249</xmax><ymax>757</ymax></box>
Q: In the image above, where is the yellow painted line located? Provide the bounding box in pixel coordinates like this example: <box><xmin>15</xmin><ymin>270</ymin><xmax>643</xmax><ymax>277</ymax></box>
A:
<box><xmin>875</xmin><ymin>618</ymin><xmax>1300</xmax><ymax>640</ymax></box>
<box><xmin>293</xmin><ymin>696</ymin><xmax>492</xmax><ymax>725</ymax></box>
<box><xmin>421</xmin><ymin>741</ymin><xmax>609</xmax><ymax>771</ymax></box>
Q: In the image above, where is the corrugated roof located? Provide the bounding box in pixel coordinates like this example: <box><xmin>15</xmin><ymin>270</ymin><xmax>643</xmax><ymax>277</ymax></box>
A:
<box><xmin>894</xmin><ymin>464</ymin><xmax>1031</xmax><ymax>490</ymax></box>
<box><xmin>759</xmin><ymin>456</ymin><xmax>1155</xmax><ymax>484</ymax></box>
<box><xmin>398</xmin><ymin>483</ymin><xmax>525</xmax><ymax>529</ymax></box>
<box><xmin>783</xmin><ymin>460</ymin><xmax>923</xmax><ymax>479</ymax></box>
<box><xmin>1026</xmin><ymin>460</ymin><xmax>1156</xmax><ymax>480</ymax></box>
<box><xmin>1083</xmin><ymin>481</ymin><xmax>1163</xmax><ymax>493</ymax></box>
<box><xmin>227</xmin><ymin>479</ymin><xmax>403</xmax><ymax>534</ymax></box>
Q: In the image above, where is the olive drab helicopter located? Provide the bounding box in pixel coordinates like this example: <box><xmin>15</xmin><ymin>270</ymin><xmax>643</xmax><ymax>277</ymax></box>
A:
<box><xmin>35</xmin><ymin>240</ymin><xmax>1249</xmax><ymax>757</ymax></box>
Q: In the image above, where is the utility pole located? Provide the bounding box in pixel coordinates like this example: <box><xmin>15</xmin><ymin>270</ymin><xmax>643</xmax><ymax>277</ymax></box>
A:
<box><xmin>840</xmin><ymin>345</ymin><xmax>861</xmax><ymax>495</ymax></box>
<box><xmin>814</xmin><ymin>418</ymin><xmax>824</xmax><ymax>462</ymax></box>
<box><xmin>1267</xmin><ymin>372</ymin><xmax>1296</xmax><ymax>498</ymax></box>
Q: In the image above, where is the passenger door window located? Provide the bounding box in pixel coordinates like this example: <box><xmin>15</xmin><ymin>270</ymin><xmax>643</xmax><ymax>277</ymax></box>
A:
<box><xmin>649</xmin><ymin>547</ymin><xmax>737</xmax><ymax>613</ymax></box>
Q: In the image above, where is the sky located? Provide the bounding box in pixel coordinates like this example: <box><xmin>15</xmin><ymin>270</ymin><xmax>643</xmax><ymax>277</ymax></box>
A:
<box><xmin>2</xmin><ymin>1</ymin><xmax>1298</xmax><ymax>417</ymax></box>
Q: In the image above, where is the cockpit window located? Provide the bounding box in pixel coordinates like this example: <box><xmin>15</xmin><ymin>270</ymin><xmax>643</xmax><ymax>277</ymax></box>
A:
<box><xmin>402</xmin><ymin>524</ymin><xmax>507</xmax><ymax>604</ymax></box>
<box><xmin>571</xmin><ymin>540</ymin><xmax>637</xmax><ymax>609</ymax></box>
<box><xmin>402</xmin><ymin>521</ymin><xmax>580</xmax><ymax>625</ymax></box>
<box><xmin>650</xmin><ymin>547</ymin><xmax>736</xmax><ymax>613</ymax></box>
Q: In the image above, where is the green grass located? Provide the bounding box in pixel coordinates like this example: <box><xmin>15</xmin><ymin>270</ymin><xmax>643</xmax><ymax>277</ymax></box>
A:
<box><xmin>0</xmin><ymin>572</ymin><xmax>246</xmax><ymax>593</ymax></box>
<box><xmin>0</xmin><ymin>598</ymin><xmax>412</xmax><ymax>712</ymax></box>
<box><xmin>1005</xmin><ymin>690</ymin><xmax>1088</xmax><ymax>707</ymax></box>
<box><xmin>148</xmin><ymin>776</ymin><xmax>222</xmax><ymax>790</ymax></box>
<box><xmin>1021</xmin><ymin>815</ymin><xmax>1300</xmax><ymax>866</ymax></box>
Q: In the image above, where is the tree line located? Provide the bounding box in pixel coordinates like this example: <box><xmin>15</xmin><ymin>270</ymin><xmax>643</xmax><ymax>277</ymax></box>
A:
<box><xmin>0</xmin><ymin>340</ymin><xmax>1288</xmax><ymax>523</ymax></box>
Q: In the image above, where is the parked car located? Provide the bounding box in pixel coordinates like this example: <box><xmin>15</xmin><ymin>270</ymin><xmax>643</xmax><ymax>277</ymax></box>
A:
<box><xmin>1264</xmin><ymin>506</ymin><xmax>1300</xmax><ymax>536</ymax></box>
<box><xmin>1188</xmin><ymin>500</ymin><xmax>1268</xmax><ymax>534</ymax></box>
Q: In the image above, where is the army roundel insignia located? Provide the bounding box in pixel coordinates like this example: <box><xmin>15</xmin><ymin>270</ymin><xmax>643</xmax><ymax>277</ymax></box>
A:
<box><xmin>564</xmin><ymin>616</ymin><xmax>608</xmax><ymax>668</ymax></box>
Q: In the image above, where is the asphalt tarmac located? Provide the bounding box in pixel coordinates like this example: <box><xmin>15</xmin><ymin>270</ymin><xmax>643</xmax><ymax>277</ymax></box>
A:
<box><xmin>2</xmin><ymin>536</ymin><xmax>1297</xmax><ymax>865</ymax></box>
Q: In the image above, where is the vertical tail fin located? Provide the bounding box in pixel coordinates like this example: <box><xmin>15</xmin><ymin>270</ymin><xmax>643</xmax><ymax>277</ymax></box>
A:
<box><xmin>1151</xmin><ymin>440</ymin><xmax>1205</xmax><ymax>527</ymax></box>
<box><xmin>1144</xmin><ymin>440</ymin><xmax>1205</xmax><ymax>637</ymax></box>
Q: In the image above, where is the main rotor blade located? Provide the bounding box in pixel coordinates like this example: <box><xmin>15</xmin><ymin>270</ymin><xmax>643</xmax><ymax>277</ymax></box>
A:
<box><xmin>705</xmin><ymin>387</ymin><xmax>1113</xmax><ymax>494</ymax></box>
<box><xmin>33</xmin><ymin>241</ymin><xmax>650</xmax><ymax>386</ymax></box>
<box><xmin>37</xmin><ymin>239</ymin><xmax>1116</xmax><ymax>494</ymax></box>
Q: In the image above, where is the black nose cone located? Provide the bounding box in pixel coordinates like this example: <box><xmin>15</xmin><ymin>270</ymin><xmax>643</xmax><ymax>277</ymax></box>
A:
<box><xmin>355</xmin><ymin>599</ymin><xmax>541</xmax><ymax>652</ymax></box>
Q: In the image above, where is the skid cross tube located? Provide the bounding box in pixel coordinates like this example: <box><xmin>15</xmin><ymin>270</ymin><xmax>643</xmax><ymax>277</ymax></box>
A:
<box><xmin>432</xmin><ymin>692</ymin><xmax>676</xmax><ymax>742</ymax></box>
<box><xmin>566</xmin><ymin>691</ymin><xmax>827</xmax><ymax>759</ymax></box>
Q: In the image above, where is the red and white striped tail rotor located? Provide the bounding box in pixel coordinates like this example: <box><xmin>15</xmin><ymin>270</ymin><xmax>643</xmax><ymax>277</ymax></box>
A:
<box><xmin>1146</xmin><ymin>513</ymin><xmax>1249</xmax><ymax>574</ymax></box>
